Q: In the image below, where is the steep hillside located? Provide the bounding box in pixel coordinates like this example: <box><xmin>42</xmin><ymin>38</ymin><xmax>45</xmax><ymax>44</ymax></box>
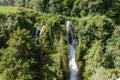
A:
<box><xmin>0</xmin><ymin>6</ymin><xmax>69</xmax><ymax>80</ymax></box>
<box><xmin>0</xmin><ymin>6</ymin><xmax>119</xmax><ymax>80</ymax></box>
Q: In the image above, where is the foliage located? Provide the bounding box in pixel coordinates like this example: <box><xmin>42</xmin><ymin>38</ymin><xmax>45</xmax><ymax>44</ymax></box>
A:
<box><xmin>102</xmin><ymin>26</ymin><xmax>120</xmax><ymax>68</ymax></box>
<box><xmin>0</xmin><ymin>4</ymin><xmax>119</xmax><ymax>80</ymax></box>
<box><xmin>0</xmin><ymin>28</ymin><xmax>33</xmax><ymax>80</ymax></box>
<box><xmin>1</xmin><ymin>0</ymin><xmax>120</xmax><ymax>23</ymax></box>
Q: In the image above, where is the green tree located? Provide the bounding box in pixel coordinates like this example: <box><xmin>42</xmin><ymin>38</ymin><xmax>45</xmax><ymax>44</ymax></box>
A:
<box><xmin>29</xmin><ymin>0</ymin><xmax>44</xmax><ymax>11</ymax></box>
<box><xmin>106</xmin><ymin>0</ymin><xmax>120</xmax><ymax>24</ymax></box>
<box><xmin>14</xmin><ymin>0</ymin><xmax>25</xmax><ymax>7</ymax></box>
<box><xmin>70</xmin><ymin>0</ymin><xmax>81</xmax><ymax>17</ymax></box>
<box><xmin>85</xmin><ymin>40</ymin><xmax>103</xmax><ymax>77</ymax></box>
<box><xmin>103</xmin><ymin>26</ymin><xmax>120</xmax><ymax>68</ymax></box>
<box><xmin>0</xmin><ymin>27</ymin><xmax>33</xmax><ymax>80</ymax></box>
<box><xmin>102</xmin><ymin>54</ymin><xmax>115</xmax><ymax>68</ymax></box>
<box><xmin>0</xmin><ymin>19</ymin><xmax>8</xmax><ymax>48</ymax></box>
<box><xmin>0</xmin><ymin>0</ymin><xmax>14</xmax><ymax>6</ymax></box>
<box><xmin>89</xmin><ymin>67</ymin><xmax>108</xmax><ymax>80</ymax></box>
<box><xmin>62</xmin><ymin>0</ymin><xmax>74</xmax><ymax>16</ymax></box>
<box><xmin>48</xmin><ymin>0</ymin><xmax>63</xmax><ymax>14</ymax></box>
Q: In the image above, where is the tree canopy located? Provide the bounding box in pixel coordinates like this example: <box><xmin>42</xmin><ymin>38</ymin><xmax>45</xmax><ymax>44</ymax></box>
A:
<box><xmin>0</xmin><ymin>0</ymin><xmax>120</xmax><ymax>80</ymax></box>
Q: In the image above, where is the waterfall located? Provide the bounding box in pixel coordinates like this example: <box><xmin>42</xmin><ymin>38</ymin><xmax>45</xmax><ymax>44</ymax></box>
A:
<box><xmin>39</xmin><ymin>25</ymin><xmax>44</xmax><ymax>36</ymax></box>
<box><xmin>35</xmin><ymin>24</ymin><xmax>44</xmax><ymax>37</ymax></box>
<box><xmin>65</xmin><ymin>21</ymin><xmax>78</xmax><ymax>80</ymax></box>
<box><xmin>35</xmin><ymin>24</ymin><xmax>44</xmax><ymax>44</ymax></box>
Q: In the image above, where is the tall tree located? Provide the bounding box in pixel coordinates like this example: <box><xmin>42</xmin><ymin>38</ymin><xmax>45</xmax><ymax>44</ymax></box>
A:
<box><xmin>103</xmin><ymin>26</ymin><xmax>120</xmax><ymax>68</ymax></box>
<box><xmin>48</xmin><ymin>0</ymin><xmax>63</xmax><ymax>14</ymax></box>
<box><xmin>14</xmin><ymin>0</ymin><xmax>25</xmax><ymax>7</ymax></box>
<box><xmin>62</xmin><ymin>0</ymin><xmax>74</xmax><ymax>16</ymax></box>
<box><xmin>0</xmin><ymin>28</ymin><xmax>33</xmax><ymax>80</ymax></box>
<box><xmin>0</xmin><ymin>0</ymin><xmax>14</xmax><ymax>6</ymax></box>
<box><xmin>85</xmin><ymin>40</ymin><xmax>103</xmax><ymax>76</ymax></box>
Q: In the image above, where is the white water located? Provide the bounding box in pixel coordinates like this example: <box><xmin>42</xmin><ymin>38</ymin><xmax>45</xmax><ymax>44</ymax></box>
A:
<box><xmin>69</xmin><ymin>43</ymin><xmax>78</xmax><ymax>80</ymax></box>
<box><xmin>35</xmin><ymin>25</ymin><xmax>44</xmax><ymax>37</ymax></box>
<box><xmin>65</xmin><ymin>21</ymin><xmax>78</xmax><ymax>80</ymax></box>
<box><xmin>40</xmin><ymin>25</ymin><xmax>44</xmax><ymax>36</ymax></box>
<box><xmin>35</xmin><ymin>25</ymin><xmax>44</xmax><ymax>44</ymax></box>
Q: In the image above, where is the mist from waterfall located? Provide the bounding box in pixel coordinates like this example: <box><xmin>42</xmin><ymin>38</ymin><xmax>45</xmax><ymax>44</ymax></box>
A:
<box><xmin>65</xmin><ymin>21</ymin><xmax>78</xmax><ymax>80</ymax></box>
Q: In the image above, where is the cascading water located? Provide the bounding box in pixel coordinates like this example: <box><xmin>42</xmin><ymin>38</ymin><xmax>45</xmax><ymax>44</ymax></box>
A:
<box><xmin>39</xmin><ymin>25</ymin><xmax>44</xmax><ymax>36</ymax></box>
<box><xmin>35</xmin><ymin>23</ymin><xmax>44</xmax><ymax>44</ymax></box>
<box><xmin>65</xmin><ymin>21</ymin><xmax>78</xmax><ymax>80</ymax></box>
<box><xmin>35</xmin><ymin>24</ymin><xmax>44</xmax><ymax>37</ymax></box>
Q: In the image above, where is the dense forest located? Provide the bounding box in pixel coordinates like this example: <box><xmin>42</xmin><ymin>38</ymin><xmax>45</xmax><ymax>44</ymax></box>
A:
<box><xmin>0</xmin><ymin>0</ymin><xmax>120</xmax><ymax>80</ymax></box>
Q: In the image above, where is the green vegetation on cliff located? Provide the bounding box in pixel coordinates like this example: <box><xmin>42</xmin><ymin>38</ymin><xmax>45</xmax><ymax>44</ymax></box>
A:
<box><xmin>0</xmin><ymin>7</ymin><xmax>69</xmax><ymax>80</ymax></box>
<box><xmin>0</xmin><ymin>0</ymin><xmax>120</xmax><ymax>79</ymax></box>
